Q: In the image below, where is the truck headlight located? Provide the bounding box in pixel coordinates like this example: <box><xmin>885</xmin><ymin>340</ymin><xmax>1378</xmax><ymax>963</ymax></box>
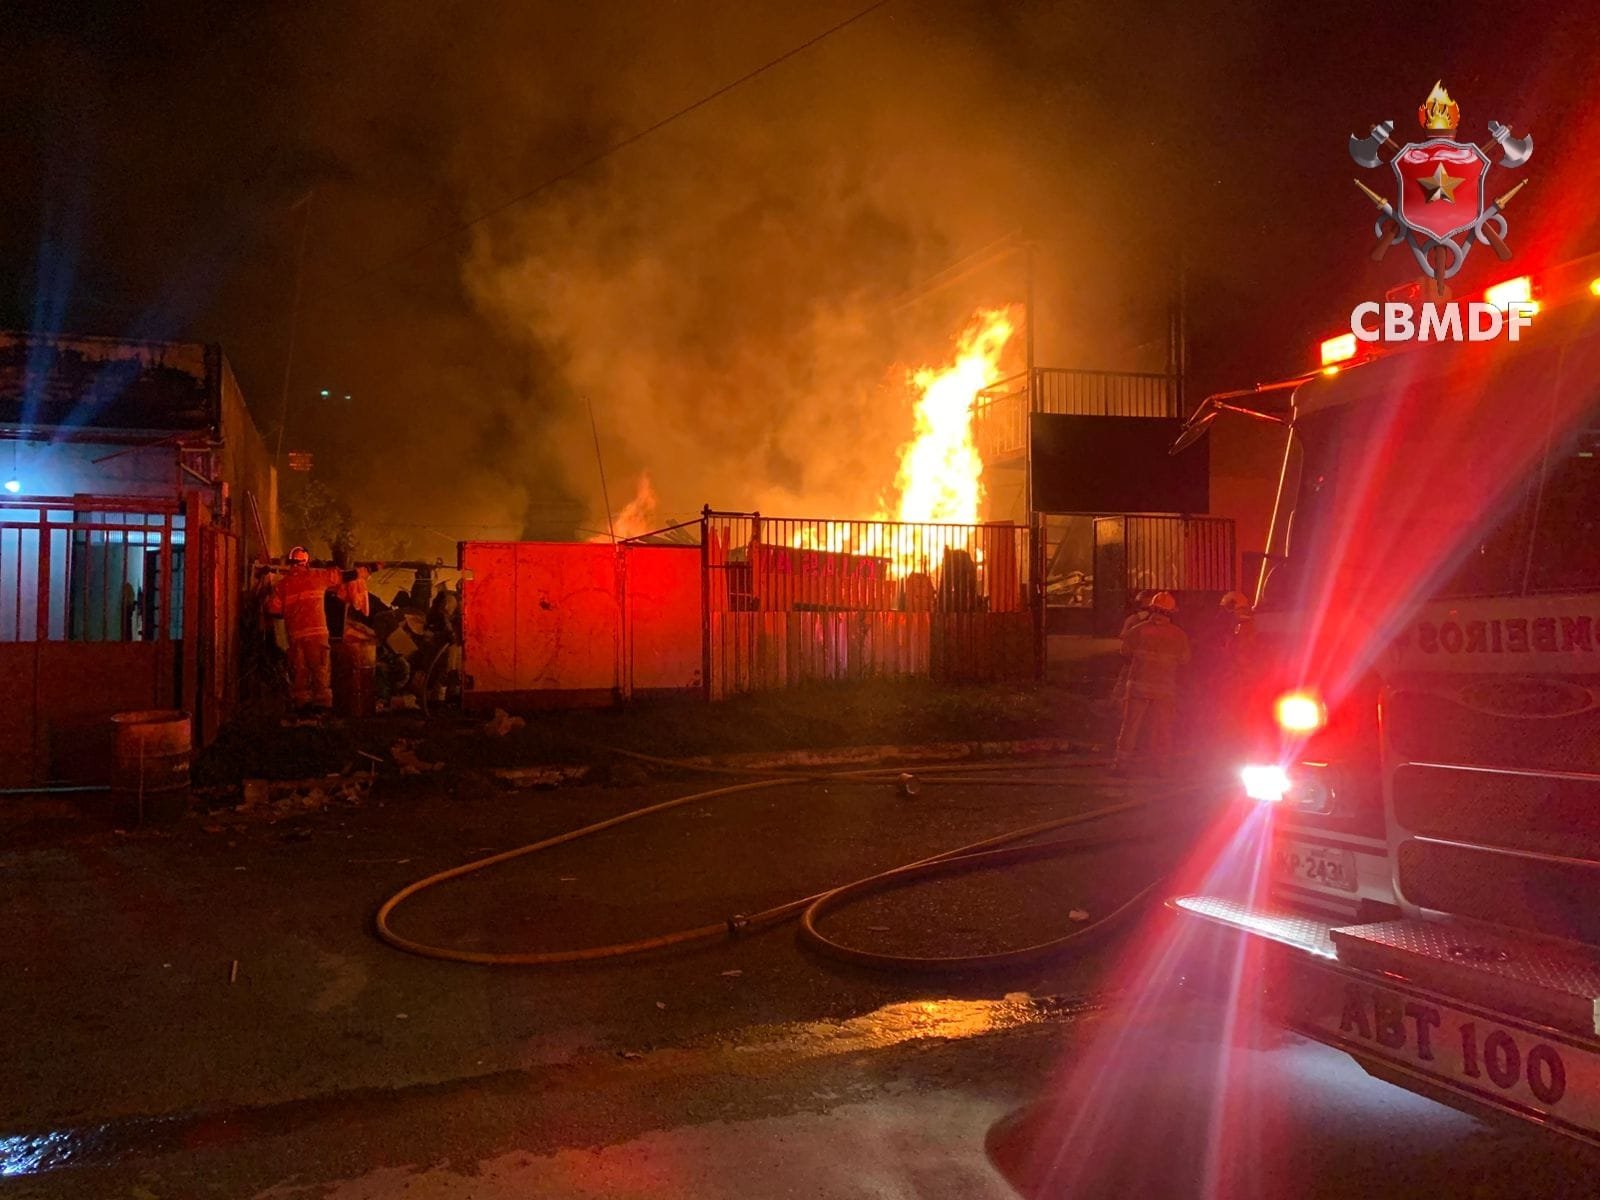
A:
<box><xmin>1241</xmin><ymin>764</ymin><xmax>1291</xmax><ymax>803</ymax></box>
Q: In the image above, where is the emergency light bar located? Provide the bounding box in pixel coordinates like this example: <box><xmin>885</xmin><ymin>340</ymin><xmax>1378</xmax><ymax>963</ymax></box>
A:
<box><xmin>1308</xmin><ymin>252</ymin><xmax>1600</xmax><ymax>372</ymax></box>
<box><xmin>1484</xmin><ymin>274</ymin><xmax>1536</xmax><ymax>313</ymax></box>
<box><xmin>1319</xmin><ymin>333</ymin><xmax>1358</xmax><ymax>370</ymax></box>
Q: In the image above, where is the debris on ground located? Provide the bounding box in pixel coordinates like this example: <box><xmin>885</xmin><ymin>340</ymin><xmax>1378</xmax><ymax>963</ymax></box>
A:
<box><xmin>493</xmin><ymin>765</ymin><xmax>590</xmax><ymax>789</ymax></box>
<box><xmin>211</xmin><ymin>774</ymin><xmax>374</xmax><ymax>824</ymax></box>
<box><xmin>1069</xmin><ymin>909</ymin><xmax>1090</xmax><ymax>922</ymax></box>
<box><xmin>390</xmin><ymin>740</ymin><xmax>443</xmax><ymax>775</ymax></box>
<box><xmin>484</xmin><ymin>708</ymin><xmax>527</xmax><ymax>737</ymax></box>
<box><xmin>720</xmin><ymin>969</ymin><xmax>743</xmax><ymax>978</ymax></box>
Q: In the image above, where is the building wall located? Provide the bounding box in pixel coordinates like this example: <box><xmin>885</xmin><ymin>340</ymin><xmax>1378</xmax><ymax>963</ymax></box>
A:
<box><xmin>217</xmin><ymin>358</ymin><xmax>279</xmax><ymax>557</ymax></box>
<box><xmin>0</xmin><ymin>331</ymin><xmax>280</xmax><ymax>783</ymax></box>
<box><xmin>1207</xmin><ymin>416</ymin><xmax>1291</xmax><ymax>591</ymax></box>
<box><xmin>3</xmin><ymin>438</ymin><xmax>185</xmax><ymax>500</ymax></box>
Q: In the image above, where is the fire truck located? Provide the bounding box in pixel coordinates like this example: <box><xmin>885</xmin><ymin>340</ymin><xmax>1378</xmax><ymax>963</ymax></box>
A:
<box><xmin>1171</xmin><ymin>253</ymin><xmax>1600</xmax><ymax>1144</ymax></box>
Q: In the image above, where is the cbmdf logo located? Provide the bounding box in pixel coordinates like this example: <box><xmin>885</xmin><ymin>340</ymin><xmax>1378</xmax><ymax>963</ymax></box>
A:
<box><xmin>1346</xmin><ymin>83</ymin><xmax>1535</xmax><ymax>343</ymax></box>
<box><xmin>1350</xmin><ymin>83</ymin><xmax>1533</xmax><ymax>287</ymax></box>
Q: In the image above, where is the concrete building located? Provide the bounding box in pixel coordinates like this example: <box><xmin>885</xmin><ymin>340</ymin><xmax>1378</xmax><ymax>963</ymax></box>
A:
<box><xmin>0</xmin><ymin>331</ymin><xmax>279</xmax><ymax>787</ymax></box>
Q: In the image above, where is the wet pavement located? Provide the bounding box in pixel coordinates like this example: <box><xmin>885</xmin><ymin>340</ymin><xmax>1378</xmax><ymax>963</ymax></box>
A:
<box><xmin>3</xmin><ymin>763</ymin><xmax>1596</xmax><ymax>1196</ymax></box>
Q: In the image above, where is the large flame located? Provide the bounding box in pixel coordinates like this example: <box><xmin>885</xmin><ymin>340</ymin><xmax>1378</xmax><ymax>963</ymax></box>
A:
<box><xmin>789</xmin><ymin>308</ymin><xmax>1016</xmax><ymax>577</ymax></box>
<box><xmin>589</xmin><ymin>472</ymin><xmax>657</xmax><ymax>542</ymax></box>
<box><xmin>890</xmin><ymin>307</ymin><xmax>1014</xmax><ymax>526</ymax></box>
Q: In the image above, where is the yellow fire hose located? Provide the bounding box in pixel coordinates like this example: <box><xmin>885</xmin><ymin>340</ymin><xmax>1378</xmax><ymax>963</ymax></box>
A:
<box><xmin>374</xmin><ymin>753</ymin><xmax>1201</xmax><ymax>972</ymax></box>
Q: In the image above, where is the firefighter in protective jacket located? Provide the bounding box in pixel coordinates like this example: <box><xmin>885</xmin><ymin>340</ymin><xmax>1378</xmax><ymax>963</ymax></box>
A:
<box><xmin>1115</xmin><ymin>591</ymin><xmax>1190</xmax><ymax>773</ymax></box>
<box><xmin>268</xmin><ymin>547</ymin><xmax>343</xmax><ymax>710</ymax></box>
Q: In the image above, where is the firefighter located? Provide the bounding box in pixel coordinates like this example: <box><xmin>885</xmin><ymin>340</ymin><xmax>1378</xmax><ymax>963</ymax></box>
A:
<box><xmin>1114</xmin><ymin>591</ymin><xmax>1190</xmax><ymax>774</ymax></box>
<box><xmin>1119</xmin><ymin>589</ymin><xmax>1156</xmax><ymax>639</ymax></box>
<box><xmin>1219</xmin><ymin>590</ymin><xmax>1256</xmax><ymax>659</ymax></box>
<box><xmin>268</xmin><ymin>546</ymin><xmax>343</xmax><ymax>712</ymax></box>
<box><xmin>1111</xmin><ymin>590</ymin><xmax>1156</xmax><ymax>705</ymax></box>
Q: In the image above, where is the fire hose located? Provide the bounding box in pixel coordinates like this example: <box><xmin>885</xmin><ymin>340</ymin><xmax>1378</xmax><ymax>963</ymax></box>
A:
<box><xmin>374</xmin><ymin>754</ymin><xmax>1207</xmax><ymax>973</ymax></box>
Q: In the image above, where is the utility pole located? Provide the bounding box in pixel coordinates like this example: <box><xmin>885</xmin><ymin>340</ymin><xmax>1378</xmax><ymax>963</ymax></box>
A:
<box><xmin>1024</xmin><ymin>239</ymin><xmax>1036</xmax><ymax>528</ymax></box>
<box><xmin>274</xmin><ymin>191</ymin><xmax>314</xmax><ymax>474</ymax></box>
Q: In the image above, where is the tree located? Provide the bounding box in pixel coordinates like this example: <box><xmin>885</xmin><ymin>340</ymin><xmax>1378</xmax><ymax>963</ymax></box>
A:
<box><xmin>280</xmin><ymin>476</ymin><xmax>361</xmax><ymax>565</ymax></box>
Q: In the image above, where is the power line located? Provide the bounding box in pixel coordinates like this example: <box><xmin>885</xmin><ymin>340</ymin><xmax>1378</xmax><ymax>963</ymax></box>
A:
<box><xmin>322</xmin><ymin>0</ymin><xmax>895</xmax><ymax>303</ymax></box>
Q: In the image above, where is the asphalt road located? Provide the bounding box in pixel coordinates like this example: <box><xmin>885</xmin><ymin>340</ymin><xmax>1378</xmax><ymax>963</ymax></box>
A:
<box><xmin>2</xmin><ymin>763</ymin><xmax>1595</xmax><ymax>1197</ymax></box>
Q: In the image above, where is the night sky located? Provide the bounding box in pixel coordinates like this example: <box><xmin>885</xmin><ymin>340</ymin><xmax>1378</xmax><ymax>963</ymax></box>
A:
<box><xmin>5</xmin><ymin>0</ymin><xmax>1598</xmax><ymax>553</ymax></box>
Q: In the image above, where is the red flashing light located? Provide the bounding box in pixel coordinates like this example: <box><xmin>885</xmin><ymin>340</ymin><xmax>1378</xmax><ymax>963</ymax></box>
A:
<box><xmin>1319</xmin><ymin>333</ymin><xmax>1358</xmax><ymax>369</ymax></box>
<box><xmin>1484</xmin><ymin>275</ymin><xmax>1536</xmax><ymax>313</ymax></box>
<box><xmin>1274</xmin><ymin>691</ymin><xmax>1326</xmax><ymax>734</ymax></box>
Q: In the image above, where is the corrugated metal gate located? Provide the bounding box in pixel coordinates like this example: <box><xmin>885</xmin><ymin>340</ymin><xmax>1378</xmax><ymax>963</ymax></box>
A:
<box><xmin>459</xmin><ymin>513</ymin><xmax>1044</xmax><ymax>707</ymax></box>
<box><xmin>703</xmin><ymin>511</ymin><xmax>1040</xmax><ymax>699</ymax></box>
<box><xmin>1091</xmin><ymin>515</ymin><xmax>1236</xmax><ymax>636</ymax></box>
<box><xmin>459</xmin><ymin>541</ymin><xmax>702</xmax><ymax>707</ymax></box>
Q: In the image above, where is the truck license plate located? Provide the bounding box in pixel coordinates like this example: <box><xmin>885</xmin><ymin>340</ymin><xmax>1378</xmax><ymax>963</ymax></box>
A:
<box><xmin>1292</xmin><ymin>966</ymin><xmax>1600</xmax><ymax>1144</ymax></box>
<box><xmin>1275</xmin><ymin>841</ymin><xmax>1357</xmax><ymax>893</ymax></box>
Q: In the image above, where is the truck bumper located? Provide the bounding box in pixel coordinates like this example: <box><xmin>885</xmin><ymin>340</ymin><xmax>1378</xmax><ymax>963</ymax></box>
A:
<box><xmin>1173</xmin><ymin>893</ymin><xmax>1600</xmax><ymax>1147</ymax></box>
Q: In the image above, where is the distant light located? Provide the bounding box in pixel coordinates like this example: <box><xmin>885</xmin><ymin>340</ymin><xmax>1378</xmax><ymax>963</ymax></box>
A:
<box><xmin>1319</xmin><ymin>332</ymin><xmax>1358</xmax><ymax>368</ymax></box>
<box><xmin>319</xmin><ymin>388</ymin><xmax>331</xmax><ymax>398</ymax></box>
<box><xmin>1589</xmin><ymin>277</ymin><xmax>1600</xmax><ymax>298</ymax></box>
<box><xmin>1321</xmin><ymin>365</ymin><xmax>1341</xmax><ymax>376</ymax></box>
<box><xmin>2</xmin><ymin>479</ymin><xmax>19</xmax><ymax>495</ymax></box>
<box><xmin>1484</xmin><ymin>275</ymin><xmax>1533</xmax><ymax>310</ymax></box>
<box><xmin>1274</xmin><ymin>690</ymin><xmax>1327</xmax><ymax>734</ymax></box>
<box><xmin>343</xmin><ymin>394</ymin><xmax>351</xmax><ymax>401</ymax></box>
<box><xmin>1241</xmin><ymin>764</ymin><xmax>1291</xmax><ymax>803</ymax></box>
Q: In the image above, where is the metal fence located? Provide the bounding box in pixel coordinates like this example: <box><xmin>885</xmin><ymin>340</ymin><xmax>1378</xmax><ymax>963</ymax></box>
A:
<box><xmin>0</xmin><ymin>497</ymin><xmax>191</xmax><ymax>786</ymax></box>
<box><xmin>1091</xmin><ymin>514</ymin><xmax>1236</xmax><ymax>637</ymax></box>
<box><xmin>973</xmin><ymin>368</ymin><xmax>1180</xmax><ymax>464</ymax></box>
<box><xmin>0</xmin><ymin>499</ymin><xmax>185</xmax><ymax>644</ymax></box>
<box><xmin>701</xmin><ymin>510</ymin><xmax>1040</xmax><ymax>698</ymax></box>
<box><xmin>1034</xmin><ymin>368</ymin><xmax>1178</xmax><ymax>418</ymax></box>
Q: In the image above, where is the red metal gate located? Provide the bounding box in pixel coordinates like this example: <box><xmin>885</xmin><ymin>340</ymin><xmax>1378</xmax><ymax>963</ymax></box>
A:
<box><xmin>0</xmin><ymin>497</ymin><xmax>188</xmax><ymax>786</ymax></box>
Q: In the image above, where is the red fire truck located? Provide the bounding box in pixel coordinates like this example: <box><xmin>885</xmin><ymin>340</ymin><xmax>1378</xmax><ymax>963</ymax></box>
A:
<box><xmin>1172</xmin><ymin>254</ymin><xmax>1600</xmax><ymax>1144</ymax></box>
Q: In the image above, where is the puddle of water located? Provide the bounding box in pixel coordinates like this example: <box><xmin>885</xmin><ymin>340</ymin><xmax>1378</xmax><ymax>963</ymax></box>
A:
<box><xmin>0</xmin><ymin>993</ymin><xmax>1102</xmax><ymax>1179</ymax></box>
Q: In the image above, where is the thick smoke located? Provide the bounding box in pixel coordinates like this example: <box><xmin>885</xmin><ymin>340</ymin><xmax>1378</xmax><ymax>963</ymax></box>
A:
<box><xmin>455</xmin><ymin>8</ymin><xmax>1048</xmax><ymax>533</ymax></box>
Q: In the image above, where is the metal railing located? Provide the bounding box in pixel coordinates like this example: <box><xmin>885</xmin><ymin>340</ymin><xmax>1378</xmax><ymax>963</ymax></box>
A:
<box><xmin>701</xmin><ymin>510</ymin><xmax>1039</xmax><ymax>698</ymax></box>
<box><xmin>1091</xmin><ymin>514</ymin><xmax>1236</xmax><ymax>636</ymax></box>
<box><xmin>973</xmin><ymin>368</ymin><xmax>1181</xmax><ymax>464</ymax></box>
<box><xmin>0</xmin><ymin>498</ymin><xmax>184</xmax><ymax>643</ymax></box>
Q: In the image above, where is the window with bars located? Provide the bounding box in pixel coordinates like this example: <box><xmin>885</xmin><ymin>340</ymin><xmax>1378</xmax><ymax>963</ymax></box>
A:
<box><xmin>0</xmin><ymin>509</ymin><xmax>184</xmax><ymax>643</ymax></box>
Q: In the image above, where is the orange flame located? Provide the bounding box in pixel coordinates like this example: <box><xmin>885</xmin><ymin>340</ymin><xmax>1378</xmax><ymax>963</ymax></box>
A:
<box><xmin>788</xmin><ymin>308</ymin><xmax>1016</xmax><ymax>577</ymax></box>
<box><xmin>589</xmin><ymin>472</ymin><xmax>657</xmax><ymax>542</ymax></box>
<box><xmin>889</xmin><ymin>307</ymin><xmax>1015</xmax><ymax>526</ymax></box>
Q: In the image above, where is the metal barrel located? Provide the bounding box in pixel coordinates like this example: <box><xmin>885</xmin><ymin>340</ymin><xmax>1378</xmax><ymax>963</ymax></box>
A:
<box><xmin>332</xmin><ymin>639</ymin><xmax>377</xmax><ymax>718</ymax></box>
<box><xmin>110</xmin><ymin>709</ymin><xmax>192</xmax><ymax>824</ymax></box>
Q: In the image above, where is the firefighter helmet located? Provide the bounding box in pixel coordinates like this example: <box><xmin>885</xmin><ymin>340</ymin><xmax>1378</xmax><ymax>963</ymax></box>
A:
<box><xmin>288</xmin><ymin>546</ymin><xmax>309</xmax><ymax>565</ymax></box>
<box><xmin>1149</xmin><ymin>591</ymin><xmax>1178</xmax><ymax>613</ymax></box>
<box><xmin>1220</xmin><ymin>590</ymin><xmax>1251</xmax><ymax>615</ymax></box>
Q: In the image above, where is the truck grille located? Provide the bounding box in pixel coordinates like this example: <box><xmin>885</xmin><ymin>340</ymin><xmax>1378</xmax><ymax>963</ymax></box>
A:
<box><xmin>1392</xmin><ymin>763</ymin><xmax>1600</xmax><ymax>860</ymax></box>
<box><xmin>1388</xmin><ymin>685</ymin><xmax>1600</xmax><ymax>947</ymax></box>
<box><xmin>1397</xmin><ymin>838</ymin><xmax>1600</xmax><ymax>946</ymax></box>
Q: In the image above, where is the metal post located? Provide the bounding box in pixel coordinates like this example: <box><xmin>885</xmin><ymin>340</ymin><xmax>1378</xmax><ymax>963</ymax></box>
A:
<box><xmin>1024</xmin><ymin>240</ymin><xmax>1036</xmax><ymax>529</ymax></box>
<box><xmin>699</xmin><ymin>505</ymin><xmax>712</xmax><ymax>702</ymax></box>
<box><xmin>274</xmin><ymin>193</ymin><xmax>313</xmax><ymax>474</ymax></box>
